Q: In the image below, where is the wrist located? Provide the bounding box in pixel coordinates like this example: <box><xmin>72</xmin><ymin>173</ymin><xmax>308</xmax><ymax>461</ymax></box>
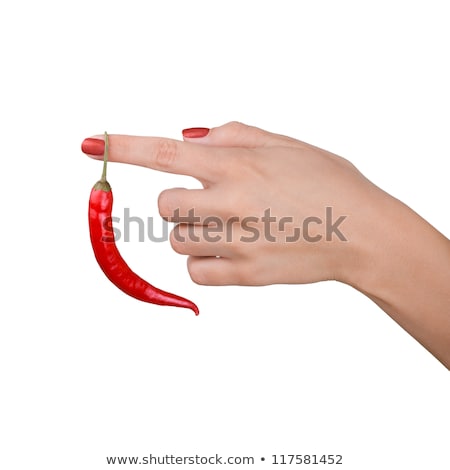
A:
<box><xmin>336</xmin><ymin>188</ymin><xmax>450</xmax><ymax>367</ymax></box>
<box><xmin>334</xmin><ymin>187</ymin><xmax>422</xmax><ymax>296</ymax></box>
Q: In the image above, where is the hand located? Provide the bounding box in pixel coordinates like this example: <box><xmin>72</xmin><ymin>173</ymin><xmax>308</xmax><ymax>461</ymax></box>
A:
<box><xmin>82</xmin><ymin>122</ymin><xmax>450</xmax><ymax>368</ymax></box>
<box><xmin>83</xmin><ymin>122</ymin><xmax>385</xmax><ymax>286</ymax></box>
<box><xmin>165</xmin><ymin>122</ymin><xmax>393</xmax><ymax>288</ymax></box>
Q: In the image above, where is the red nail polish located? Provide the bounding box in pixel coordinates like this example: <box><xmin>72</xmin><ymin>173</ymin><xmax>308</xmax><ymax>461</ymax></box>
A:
<box><xmin>81</xmin><ymin>138</ymin><xmax>105</xmax><ymax>155</ymax></box>
<box><xmin>182</xmin><ymin>127</ymin><xmax>210</xmax><ymax>138</ymax></box>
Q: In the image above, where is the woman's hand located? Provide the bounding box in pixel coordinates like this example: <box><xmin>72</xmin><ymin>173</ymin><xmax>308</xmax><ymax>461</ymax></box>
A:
<box><xmin>83</xmin><ymin>122</ymin><xmax>385</xmax><ymax>286</ymax></box>
<box><xmin>82</xmin><ymin>122</ymin><xmax>450</xmax><ymax>368</ymax></box>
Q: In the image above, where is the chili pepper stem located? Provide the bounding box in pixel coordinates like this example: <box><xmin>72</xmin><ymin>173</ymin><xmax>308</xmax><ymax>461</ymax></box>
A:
<box><xmin>93</xmin><ymin>131</ymin><xmax>111</xmax><ymax>192</ymax></box>
<box><xmin>100</xmin><ymin>131</ymin><xmax>109</xmax><ymax>182</ymax></box>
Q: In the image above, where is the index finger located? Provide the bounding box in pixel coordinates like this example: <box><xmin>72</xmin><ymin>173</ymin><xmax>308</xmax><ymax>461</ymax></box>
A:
<box><xmin>81</xmin><ymin>134</ymin><xmax>228</xmax><ymax>182</ymax></box>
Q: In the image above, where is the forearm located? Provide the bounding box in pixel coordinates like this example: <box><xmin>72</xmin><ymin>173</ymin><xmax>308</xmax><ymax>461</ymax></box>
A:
<box><xmin>344</xmin><ymin>191</ymin><xmax>450</xmax><ymax>368</ymax></box>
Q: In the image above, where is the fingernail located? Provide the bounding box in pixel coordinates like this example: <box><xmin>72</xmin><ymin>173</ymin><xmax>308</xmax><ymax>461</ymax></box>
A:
<box><xmin>81</xmin><ymin>138</ymin><xmax>105</xmax><ymax>155</ymax></box>
<box><xmin>182</xmin><ymin>127</ymin><xmax>210</xmax><ymax>138</ymax></box>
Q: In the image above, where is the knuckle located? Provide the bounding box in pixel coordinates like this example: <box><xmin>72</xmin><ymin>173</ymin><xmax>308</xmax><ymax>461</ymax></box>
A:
<box><xmin>230</xmin><ymin>258</ymin><xmax>266</xmax><ymax>286</ymax></box>
<box><xmin>188</xmin><ymin>261</ymin><xmax>208</xmax><ymax>285</ymax></box>
<box><xmin>158</xmin><ymin>188</ymin><xmax>185</xmax><ymax>218</ymax></box>
<box><xmin>154</xmin><ymin>138</ymin><xmax>178</xmax><ymax>170</ymax></box>
<box><xmin>169</xmin><ymin>227</ymin><xmax>187</xmax><ymax>254</ymax></box>
<box><xmin>223</xmin><ymin>120</ymin><xmax>247</xmax><ymax>137</ymax></box>
<box><xmin>224</xmin><ymin>120</ymin><xmax>245</xmax><ymax>130</ymax></box>
<box><xmin>157</xmin><ymin>189</ymin><xmax>172</xmax><ymax>217</ymax></box>
<box><xmin>232</xmin><ymin>263</ymin><xmax>249</xmax><ymax>285</ymax></box>
<box><xmin>230</xmin><ymin>238</ymin><xmax>248</xmax><ymax>258</ymax></box>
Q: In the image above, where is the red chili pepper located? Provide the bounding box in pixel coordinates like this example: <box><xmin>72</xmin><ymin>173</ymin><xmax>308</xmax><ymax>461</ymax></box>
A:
<box><xmin>88</xmin><ymin>132</ymin><xmax>199</xmax><ymax>315</ymax></box>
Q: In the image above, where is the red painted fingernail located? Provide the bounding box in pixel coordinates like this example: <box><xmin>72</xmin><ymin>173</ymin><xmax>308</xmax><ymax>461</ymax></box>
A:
<box><xmin>81</xmin><ymin>138</ymin><xmax>105</xmax><ymax>155</ymax></box>
<box><xmin>182</xmin><ymin>127</ymin><xmax>210</xmax><ymax>138</ymax></box>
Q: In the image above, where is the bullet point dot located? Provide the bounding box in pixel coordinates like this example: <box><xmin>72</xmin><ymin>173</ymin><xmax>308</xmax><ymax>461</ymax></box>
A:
<box><xmin>261</xmin><ymin>457</ymin><xmax>265</xmax><ymax>461</ymax></box>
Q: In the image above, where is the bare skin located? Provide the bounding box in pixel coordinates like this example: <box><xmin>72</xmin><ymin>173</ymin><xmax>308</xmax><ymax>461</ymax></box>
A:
<box><xmin>83</xmin><ymin>122</ymin><xmax>450</xmax><ymax>368</ymax></box>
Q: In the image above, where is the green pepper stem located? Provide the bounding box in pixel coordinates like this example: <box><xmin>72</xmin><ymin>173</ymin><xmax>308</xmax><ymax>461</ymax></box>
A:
<box><xmin>100</xmin><ymin>131</ymin><xmax>109</xmax><ymax>183</ymax></box>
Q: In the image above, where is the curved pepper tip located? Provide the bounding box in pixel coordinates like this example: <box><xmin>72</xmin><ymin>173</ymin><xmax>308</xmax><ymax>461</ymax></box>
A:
<box><xmin>192</xmin><ymin>304</ymin><xmax>200</xmax><ymax>316</ymax></box>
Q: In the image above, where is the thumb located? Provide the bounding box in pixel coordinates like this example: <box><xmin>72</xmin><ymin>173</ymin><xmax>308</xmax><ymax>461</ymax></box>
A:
<box><xmin>182</xmin><ymin>121</ymin><xmax>289</xmax><ymax>148</ymax></box>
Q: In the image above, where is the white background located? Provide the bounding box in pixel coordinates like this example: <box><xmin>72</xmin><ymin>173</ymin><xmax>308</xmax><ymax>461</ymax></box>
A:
<box><xmin>0</xmin><ymin>1</ymin><xmax>449</xmax><ymax>469</ymax></box>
